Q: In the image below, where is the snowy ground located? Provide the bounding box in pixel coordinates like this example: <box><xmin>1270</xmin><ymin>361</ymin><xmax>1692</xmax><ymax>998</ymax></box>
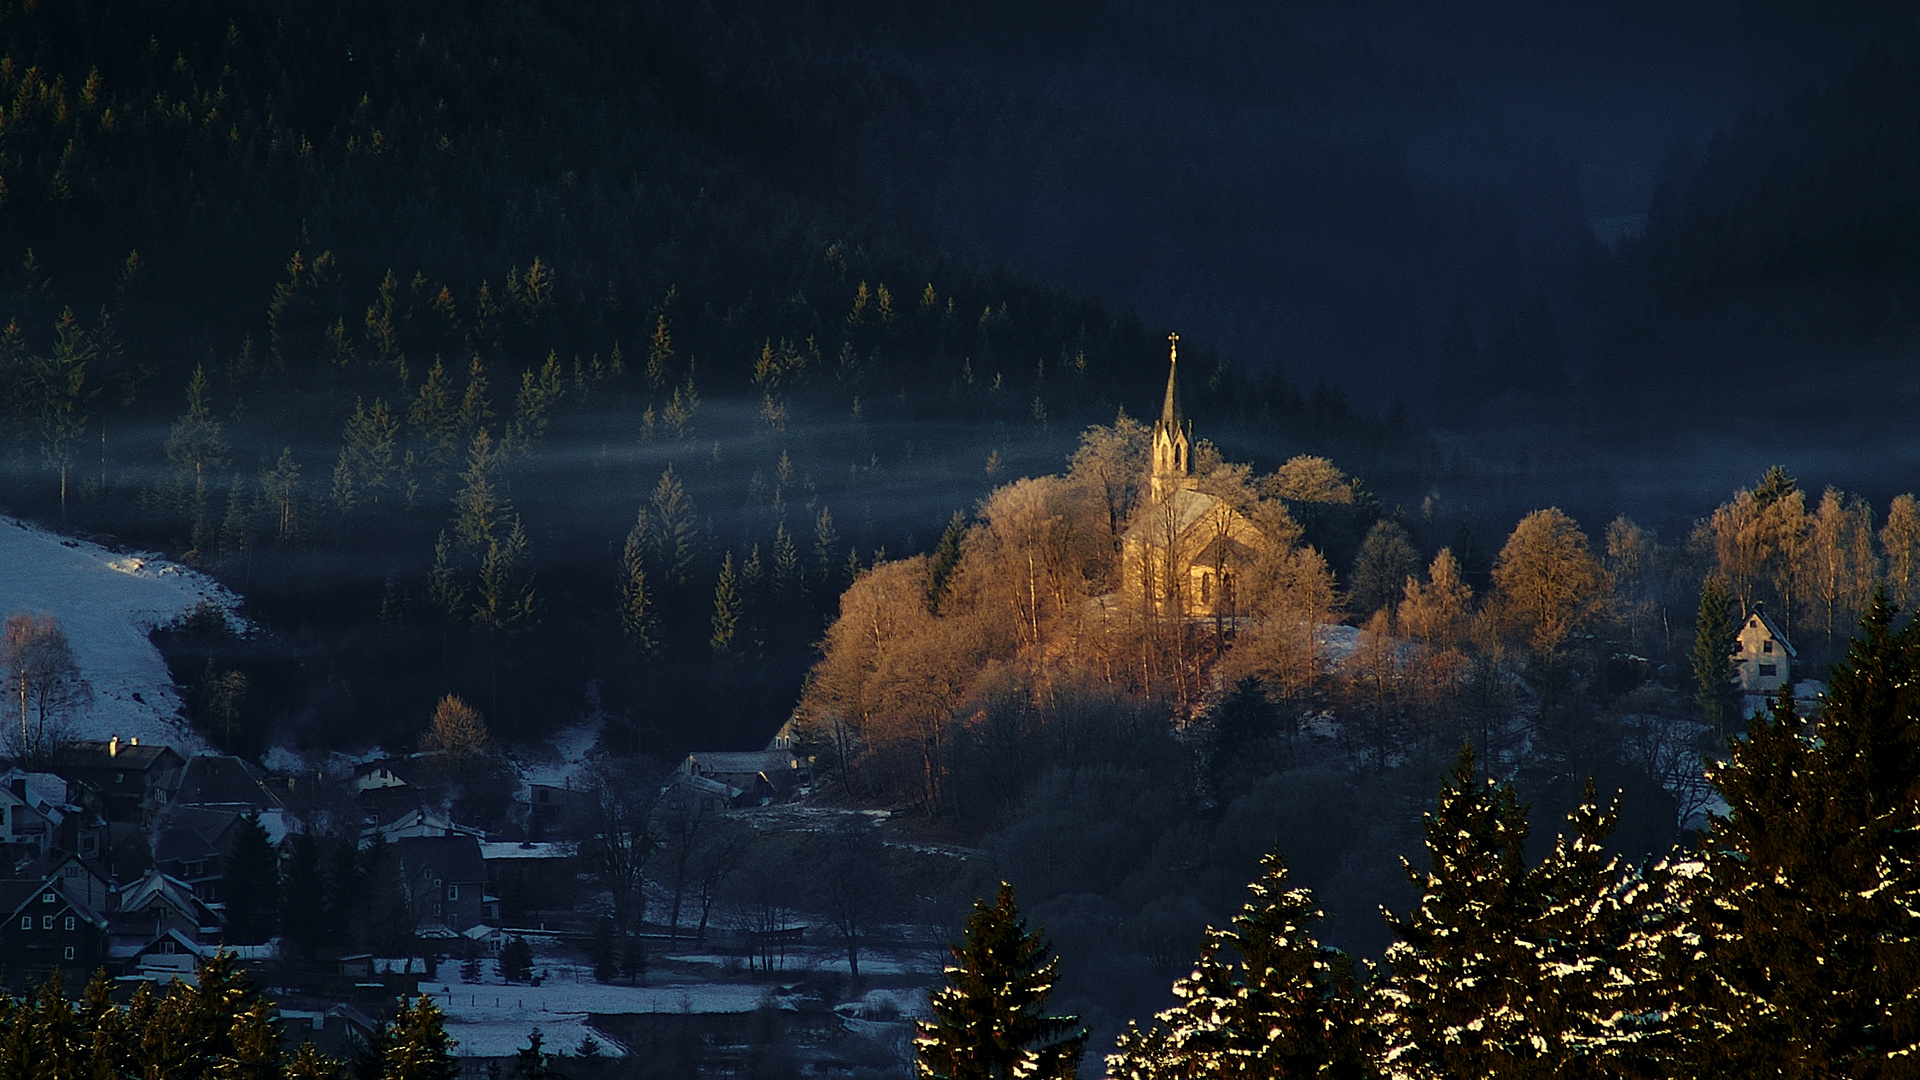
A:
<box><xmin>418</xmin><ymin>960</ymin><xmax>773</xmax><ymax>1058</ymax></box>
<box><xmin>0</xmin><ymin>517</ymin><xmax>240</xmax><ymax>753</ymax></box>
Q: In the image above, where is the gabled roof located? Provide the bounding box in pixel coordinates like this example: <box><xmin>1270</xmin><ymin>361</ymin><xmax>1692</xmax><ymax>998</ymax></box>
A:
<box><xmin>52</xmin><ymin>741</ymin><xmax>184</xmax><ymax>774</ymax></box>
<box><xmin>394</xmin><ymin>834</ymin><xmax>485</xmax><ymax>884</ymax></box>
<box><xmin>118</xmin><ymin>870</ymin><xmax>208</xmax><ymax>918</ymax></box>
<box><xmin>174</xmin><ymin>756</ymin><xmax>282</xmax><ymax>810</ymax></box>
<box><xmin>1743</xmin><ymin>605</ymin><xmax>1798</xmax><ymax>658</ymax></box>
<box><xmin>151</xmin><ymin>825</ymin><xmax>221</xmax><ymax>866</ymax></box>
<box><xmin>4</xmin><ymin>877</ymin><xmax>107</xmax><ymax>928</ymax></box>
<box><xmin>1123</xmin><ymin>488</ymin><xmax>1227</xmax><ymax>544</ymax></box>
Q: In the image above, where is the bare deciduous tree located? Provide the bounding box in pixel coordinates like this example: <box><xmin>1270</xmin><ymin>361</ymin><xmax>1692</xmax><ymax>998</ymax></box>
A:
<box><xmin>570</xmin><ymin>757</ymin><xmax>667</xmax><ymax>934</ymax></box>
<box><xmin>1</xmin><ymin>613</ymin><xmax>89</xmax><ymax>764</ymax></box>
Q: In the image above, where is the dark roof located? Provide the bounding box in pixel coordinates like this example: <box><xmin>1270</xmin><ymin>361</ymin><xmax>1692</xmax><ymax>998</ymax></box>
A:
<box><xmin>685</xmin><ymin>750</ymin><xmax>798</xmax><ymax>776</ymax></box>
<box><xmin>151</xmin><ymin>826</ymin><xmax>221</xmax><ymax>866</ymax></box>
<box><xmin>52</xmin><ymin>741</ymin><xmax>184</xmax><ymax>774</ymax></box>
<box><xmin>1746</xmin><ymin>605</ymin><xmax>1798</xmax><ymax>658</ymax></box>
<box><xmin>174</xmin><ymin>756</ymin><xmax>282</xmax><ymax>810</ymax></box>
<box><xmin>155</xmin><ymin>806</ymin><xmax>243</xmax><ymax>850</ymax></box>
<box><xmin>393</xmin><ymin>835</ymin><xmax>485</xmax><ymax>884</ymax></box>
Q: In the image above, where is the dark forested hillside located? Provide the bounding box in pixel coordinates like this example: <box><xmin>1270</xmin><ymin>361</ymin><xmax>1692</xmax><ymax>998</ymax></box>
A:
<box><xmin>0</xmin><ymin>0</ymin><xmax>1444</xmax><ymax>758</ymax></box>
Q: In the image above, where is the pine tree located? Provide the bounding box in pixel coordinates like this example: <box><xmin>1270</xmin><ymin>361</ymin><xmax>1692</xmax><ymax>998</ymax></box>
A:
<box><xmin>711</xmin><ymin>553</ymin><xmax>741</xmax><ymax>657</ymax></box>
<box><xmin>452</xmin><ymin>428</ymin><xmax>504</xmax><ymax>550</ymax></box>
<box><xmin>1692</xmin><ymin>575</ymin><xmax>1741</xmax><ymax>731</ymax></box>
<box><xmin>620</xmin><ymin>934</ymin><xmax>649</xmax><ymax>984</ymax></box>
<box><xmin>381</xmin><ymin>996</ymin><xmax>459</xmax><ymax>1080</ymax></box>
<box><xmin>618</xmin><ymin>509</ymin><xmax>656</xmax><ymax>653</ymax></box>
<box><xmin>925</xmin><ymin>512</ymin><xmax>967</xmax><ymax>615</ymax></box>
<box><xmin>915</xmin><ymin>882</ymin><xmax>1087</xmax><ymax>1080</ymax></box>
<box><xmin>1681</xmin><ymin>595</ymin><xmax>1920</xmax><ymax>1076</ymax></box>
<box><xmin>472</xmin><ymin>514</ymin><xmax>535</xmax><ymax>631</ymax></box>
<box><xmin>500</xmin><ymin>936</ymin><xmax>535</xmax><ymax>983</ymax></box>
<box><xmin>1522</xmin><ymin>782</ymin><xmax>1652</xmax><ymax>1077</ymax></box>
<box><xmin>280</xmin><ymin>826</ymin><xmax>328</xmax><ymax>953</ymax></box>
<box><xmin>1379</xmin><ymin>744</ymin><xmax>1535</xmax><ymax>1079</ymax></box>
<box><xmin>509</xmin><ymin>1028</ymin><xmax>559</xmax><ymax>1080</ymax></box>
<box><xmin>771</xmin><ymin>521</ymin><xmax>802</xmax><ymax>598</ymax></box>
<box><xmin>648</xmin><ymin>465</ymin><xmax>698</xmax><ymax>586</ymax></box>
<box><xmin>409</xmin><ymin>356</ymin><xmax>460</xmax><ymax>469</ymax></box>
<box><xmin>814</xmin><ymin>506</ymin><xmax>840</xmax><ymax>586</ymax></box>
<box><xmin>1109</xmin><ymin>852</ymin><xmax>1373</xmax><ymax>1080</ymax></box>
<box><xmin>288</xmin><ymin>1040</ymin><xmax>345</xmax><ymax>1080</ymax></box>
<box><xmin>223</xmin><ymin>812</ymin><xmax>281</xmax><ymax>945</ymax></box>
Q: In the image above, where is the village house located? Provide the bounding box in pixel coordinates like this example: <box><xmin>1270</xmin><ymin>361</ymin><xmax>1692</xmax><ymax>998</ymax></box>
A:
<box><xmin>1120</xmin><ymin>334</ymin><xmax>1269</xmax><ymax>620</ymax></box>
<box><xmin>0</xmin><ymin>873</ymin><xmax>110</xmax><ymax>990</ymax></box>
<box><xmin>393</xmin><ymin>834</ymin><xmax>493</xmax><ymax>933</ymax></box>
<box><xmin>1733</xmin><ymin>603</ymin><xmax>1795</xmax><ymax>717</ymax></box>
<box><xmin>480</xmin><ymin>840</ymin><xmax>578</xmax><ymax>921</ymax></box>
<box><xmin>49</xmin><ymin>738</ymin><xmax>184</xmax><ymax>826</ymax></box>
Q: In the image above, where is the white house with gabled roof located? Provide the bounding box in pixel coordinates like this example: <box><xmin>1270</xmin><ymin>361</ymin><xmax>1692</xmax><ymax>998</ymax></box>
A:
<box><xmin>1733</xmin><ymin>603</ymin><xmax>1795</xmax><ymax>716</ymax></box>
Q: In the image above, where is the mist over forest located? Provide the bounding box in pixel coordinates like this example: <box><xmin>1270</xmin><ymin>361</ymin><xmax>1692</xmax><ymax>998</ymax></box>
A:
<box><xmin>1</xmin><ymin>0</ymin><xmax>1919</xmax><ymax>1073</ymax></box>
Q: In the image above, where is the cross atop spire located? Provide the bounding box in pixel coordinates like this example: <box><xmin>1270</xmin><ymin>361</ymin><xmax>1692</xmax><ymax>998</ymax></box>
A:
<box><xmin>1161</xmin><ymin>332</ymin><xmax>1181</xmax><ymax>428</ymax></box>
<box><xmin>1150</xmin><ymin>331</ymin><xmax>1190</xmax><ymax>501</ymax></box>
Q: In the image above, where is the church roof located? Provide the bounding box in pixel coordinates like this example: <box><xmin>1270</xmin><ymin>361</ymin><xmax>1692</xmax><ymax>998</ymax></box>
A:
<box><xmin>1124</xmin><ymin>489</ymin><xmax>1225</xmax><ymax>543</ymax></box>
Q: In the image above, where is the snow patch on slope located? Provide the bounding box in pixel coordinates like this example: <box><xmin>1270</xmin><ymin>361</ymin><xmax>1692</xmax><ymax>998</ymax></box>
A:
<box><xmin>0</xmin><ymin>516</ymin><xmax>240</xmax><ymax>753</ymax></box>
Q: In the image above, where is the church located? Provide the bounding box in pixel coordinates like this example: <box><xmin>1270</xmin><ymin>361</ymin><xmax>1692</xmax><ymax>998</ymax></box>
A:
<box><xmin>1120</xmin><ymin>335</ymin><xmax>1267</xmax><ymax>620</ymax></box>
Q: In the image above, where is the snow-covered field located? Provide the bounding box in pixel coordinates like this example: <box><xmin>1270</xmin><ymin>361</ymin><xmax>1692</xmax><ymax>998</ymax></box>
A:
<box><xmin>419</xmin><ymin>962</ymin><xmax>773</xmax><ymax>1058</ymax></box>
<box><xmin>0</xmin><ymin>516</ymin><xmax>239</xmax><ymax>753</ymax></box>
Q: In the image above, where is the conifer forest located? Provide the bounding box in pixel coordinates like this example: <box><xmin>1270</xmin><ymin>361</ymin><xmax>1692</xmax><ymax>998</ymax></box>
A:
<box><xmin>1</xmin><ymin>0</ymin><xmax>1919</xmax><ymax>1076</ymax></box>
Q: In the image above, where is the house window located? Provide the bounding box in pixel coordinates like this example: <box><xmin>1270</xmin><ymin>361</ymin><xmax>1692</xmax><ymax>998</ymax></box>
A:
<box><xmin>41</xmin><ymin>893</ymin><xmax>53</xmax><ymax>904</ymax></box>
<box><xmin>1763</xmin><ymin>640</ymin><xmax>1774</xmax><ymax>654</ymax></box>
<box><xmin>42</xmin><ymin>915</ymin><xmax>52</xmax><ymax>930</ymax></box>
<box><xmin>1759</xmin><ymin>663</ymin><xmax>1778</xmax><ymax>677</ymax></box>
<box><xmin>448</xmin><ymin>884</ymin><xmax>459</xmax><ymax>900</ymax></box>
<box><xmin>19</xmin><ymin>917</ymin><xmax>29</xmax><ymax>930</ymax></box>
<box><xmin>1200</xmin><ymin>573</ymin><xmax>1212</xmax><ymax>604</ymax></box>
<box><xmin>62</xmin><ymin>946</ymin><xmax>73</xmax><ymax>961</ymax></box>
<box><xmin>63</xmin><ymin>916</ymin><xmax>73</xmax><ymax>931</ymax></box>
<box><xmin>65</xmin><ymin>866</ymin><xmax>79</xmax><ymax>878</ymax></box>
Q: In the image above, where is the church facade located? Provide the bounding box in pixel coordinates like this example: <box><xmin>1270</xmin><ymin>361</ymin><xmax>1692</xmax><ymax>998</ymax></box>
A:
<box><xmin>1120</xmin><ymin>335</ymin><xmax>1266</xmax><ymax>620</ymax></box>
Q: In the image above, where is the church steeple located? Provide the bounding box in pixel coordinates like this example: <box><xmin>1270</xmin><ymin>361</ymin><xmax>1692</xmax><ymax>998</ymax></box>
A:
<box><xmin>1150</xmin><ymin>332</ymin><xmax>1191</xmax><ymax>502</ymax></box>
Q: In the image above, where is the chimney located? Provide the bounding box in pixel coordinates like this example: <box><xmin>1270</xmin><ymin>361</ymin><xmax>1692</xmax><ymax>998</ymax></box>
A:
<box><xmin>129</xmin><ymin>737</ymin><xmax>138</xmax><ymax>747</ymax></box>
<box><xmin>108</xmin><ymin>736</ymin><xmax>119</xmax><ymax>758</ymax></box>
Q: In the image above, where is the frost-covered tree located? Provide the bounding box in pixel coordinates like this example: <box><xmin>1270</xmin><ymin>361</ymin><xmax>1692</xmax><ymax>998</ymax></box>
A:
<box><xmin>1379</xmin><ymin>745</ymin><xmax>1535</xmax><ymax>1079</ymax></box>
<box><xmin>916</xmin><ymin>882</ymin><xmax>1087</xmax><ymax>1080</ymax></box>
<box><xmin>1109</xmin><ymin>851</ymin><xmax>1374</xmax><ymax>1080</ymax></box>
<box><xmin>1679</xmin><ymin>595</ymin><xmax>1920</xmax><ymax>1077</ymax></box>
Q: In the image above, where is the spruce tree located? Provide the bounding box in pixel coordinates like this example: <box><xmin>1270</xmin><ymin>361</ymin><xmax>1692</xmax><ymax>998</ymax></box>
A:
<box><xmin>710</xmin><ymin>553</ymin><xmax>741</xmax><ymax>656</ymax></box>
<box><xmin>925</xmin><ymin>512</ymin><xmax>967</xmax><ymax>615</ymax></box>
<box><xmin>592</xmin><ymin>918</ymin><xmax>618</xmax><ymax>983</ymax></box>
<box><xmin>281</xmin><ymin>831</ymin><xmax>332</xmax><ymax>956</ymax></box>
<box><xmin>381</xmin><ymin>996</ymin><xmax>459</xmax><ymax>1080</ymax></box>
<box><xmin>1379</xmin><ymin>745</ymin><xmax>1535</xmax><ymax>1079</ymax></box>
<box><xmin>621</xmin><ymin>935</ymin><xmax>649</xmax><ymax>984</ymax></box>
<box><xmin>224</xmin><ymin>812</ymin><xmax>281</xmax><ymax>945</ymax></box>
<box><xmin>1692</xmin><ymin>575</ymin><xmax>1741</xmax><ymax>731</ymax></box>
<box><xmin>915</xmin><ymin>882</ymin><xmax>1087</xmax><ymax>1080</ymax></box>
<box><xmin>1683</xmin><ymin>595</ymin><xmax>1920</xmax><ymax>1076</ymax></box>
<box><xmin>1109</xmin><ymin>852</ymin><xmax>1373</xmax><ymax>1080</ymax></box>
